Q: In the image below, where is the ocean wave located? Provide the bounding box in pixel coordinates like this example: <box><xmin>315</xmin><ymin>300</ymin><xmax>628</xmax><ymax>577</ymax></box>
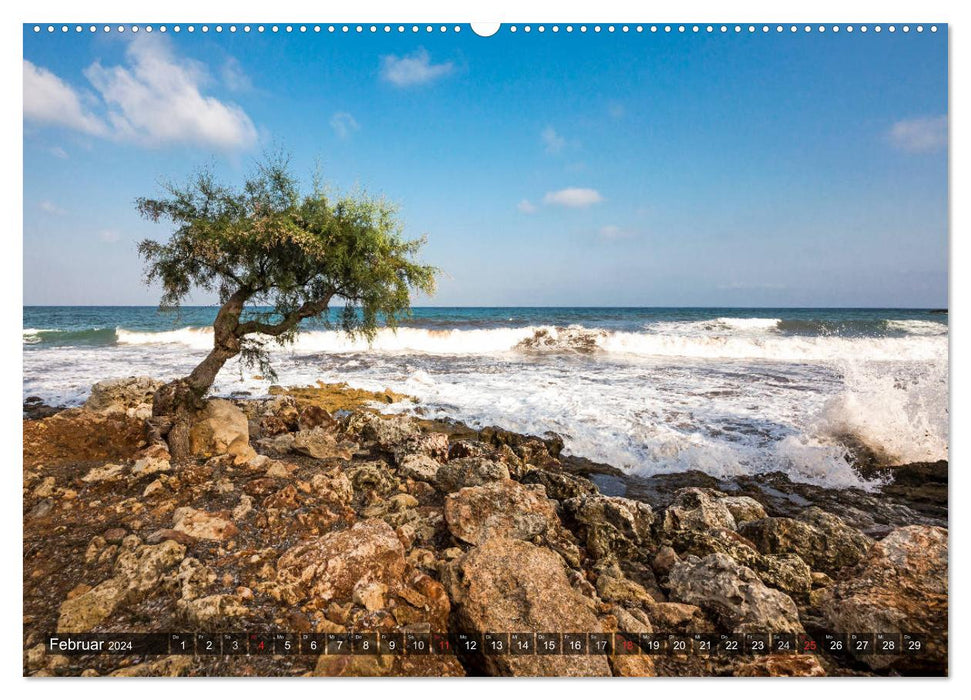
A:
<box><xmin>107</xmin><ymin>323</ymin><xmax>948</xmax><ymax>363</ymax></box>
<box><xmin>23</xmin><ymin>326</ymin><xmax>119</xmax><ymax>346</ymax></box>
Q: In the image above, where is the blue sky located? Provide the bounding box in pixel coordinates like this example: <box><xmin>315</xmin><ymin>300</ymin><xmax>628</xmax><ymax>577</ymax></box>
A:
<box><xmin>23</xmin><ymin>25</ymin><xmax>948</xmax><ymax>307</ymax></box>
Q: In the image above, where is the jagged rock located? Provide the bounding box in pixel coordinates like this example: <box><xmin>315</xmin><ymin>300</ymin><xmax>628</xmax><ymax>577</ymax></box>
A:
<box><xmin>444</xmin><ymin>480</ymin><xmax>558</xmax><ymax>546</ymax></box>
<box><xmin>443</xmin><ymin>537</ymin><xmax>610</xmax><ymax>676</ymax></box>
<box><xmin>719</xmin><ymin>495</ymin><xmax>767</xmax><ymax>525</ymax></box>
<box><xmin>346</xmin><ymin>461</ymin><xmax>399</xmax><ymax>497</ymax></box>
<box><xmin>435</xmin><ymin>457</ymin><xmax>509</xmax><ymax>493</ymax></box>
<box><xmin>178</xmin><ymin>594</ymin><xmax>248</xmax><ymax>629</ymax></box>
<box><xmin>85</xmin><ymin>377</ymin><xmax>163</xmax><ymax>415</ymax></box>
<box><xmin>298</xmin><ymin>405</ymin><xmax>338</xmax><ymax>432</ymax></box>
<box><xmin>131</xmin><ymin>444</ymin><xmax>171</xmax><ymax>477</ymax></box>
<box><xmin>188</xmin><ymin>399</ymin><xmax>256</xmax><ymax>462</ymax></box>
<box><xmin>394</xmin><ymin>432</ymin><xmax>450</xmax><ymax>463</ymax></box>
<box><xmin>669</xmin><ymin>528</ymin><xmax>812</xmax><ymax>596</ymax></box>
<box><xmin>738</xmin><ymin>507</ymin><xmax>872</xmax><ymax>576</ymax></box>
<box><xmin>352</xmin><ymin>580</ymin><xmax>388</xmax><ymax>611</ymax></box>
<box><xmin>521</xmin><ymin>469</ymin><xmax>598</xmax><ymax>501</ymax></box>
<box><xmin>310</xmin><ymin>471</ymin><xmax>354</xmax><ymax>504</ymax></box>
<box><xmin>396</xmin><ymin>453</ymin><xmax>442</xmax><ymax>482</ymax></box>
<box><xmin>172</xmin><ymin>507</ymin><xmax>238</xmax><ymax>541</ymax></box>
<box><xmin>292</xmin><ymin>427</ymin><xmax>354</xmax><ymax>460</ymax></box>
<box><xmin>176</xmin><ymin>558</ymin><xmax>216</xmax><ymax>600</ymax></box>
<box><xmin>662</xmin><ymin>488</ymin><xmax>737</xmax><ymax>532</ymax></box>
<box><xmin>81</xmin><ymin>463</ymin><xmax>126</xmax><ymax>482</ymax></box>
<box><xmin>602</xmin><ymin>608</ymin><xmax>657</xmax><ymax>677</ymax></box>
<box><xmin>562</xmin><ymin>494</ymin><xmax>656</xmax><ymax>561</ymax></box>
<box><xmin>32</xmin><ymin>476</ymin><xmax>55</xmax><ymax>498</ymax></box>
<box><xmin>346</xmin><ymin>413</ymin><xmax>420</xmax><ymax>450</ymax></box>
<box><xmin>667</xmin><ymin>553</ymin><xmax>804</xmax><ymax>634</ymax></box>
<box><xmin>734</xmin><ymin>654</ymin><xmax>827</xmax><ymax>677</ymax></box>
<box><xmin>269</xmin><ymin>519</ymin><xmax>408</xmax><ymax>606</ymax></box>
<box><xmin>814</xmin><ymin>525</ymin><xmax>947</xmax><ymax>673</ymax></box>
<box><xmin>57</xmin><ymin>539</ymin><xmax>185</xmax><ymax>632</ymax></box>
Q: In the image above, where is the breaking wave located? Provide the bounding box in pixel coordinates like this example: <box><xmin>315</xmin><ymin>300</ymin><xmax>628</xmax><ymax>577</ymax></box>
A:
<box><xmin>109</xmin><ymin>323</ymin><xmax>946</xmax><ymax>363</ymax></box>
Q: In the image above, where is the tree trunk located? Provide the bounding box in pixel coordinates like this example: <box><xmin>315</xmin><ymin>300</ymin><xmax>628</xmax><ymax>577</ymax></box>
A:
<box><xmin>151</xmin><ymin>289</ymin><xmax>250</xmax><ymax>460</ymax></box>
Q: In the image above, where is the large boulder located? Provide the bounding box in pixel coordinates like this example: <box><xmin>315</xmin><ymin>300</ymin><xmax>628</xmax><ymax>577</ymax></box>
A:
<box><xmin>562</xmin><ymin>494</ymin><xmax>656</xmax><ymax>561</ymax></box>
<box><xmin>443</xmin><ymin>538</ymin><xmax>611</xmax><ymax>676</ymax></box>
<box><xmin>188</xmin><ymin>399</ymin><xmax>256</xmax><ymax>462</ymax></box>
<box><xmin>292</xmin><ymin>427</ymin><xmax>355</xmax><ymax>460</ymax></box>
<box><xmin>667</xmin><ymin>553</ymin><xmax>804</xmax><ymax>634</ymax></box>
<box><xmin>662</xmin><ymin>488</ymin><xmax>737</xmax><ymax>533</ymax></box>
<box><xmin>85</xmin><ymin>376</ymin><xmax>163</xmax><ymax>416</ymax></box>
<box><xmin>57</xmin><ymin>538</ymin><xmax>186</xmax><ymax>632</ymax></box>
<box><xmin>738</xmin><ymin>507</ymin><xmax>872</xmax><ymax>576</ymax></box>
<box><xmin>435</xmin><ymin>457</ymin><xmax>510</xmax><ymax>493</ymax></box>
<box><xmin>444</xmin><ymin>480</ymin><xmax>559</xmax><ymax>546</ymax></box>
<box><xmin>346</xmin><ymin>413</ymin><xmax>420</xmax><ymax>451</ymax></box>
<box><xmin>814</xmin><ymin>525</ymin><xmax>947</xmax><ymax>673</ymax></box>
<box><xmin>268</xmin><ymin>519</ymin><xmax>408</xmax><ymax>606</ymax></box>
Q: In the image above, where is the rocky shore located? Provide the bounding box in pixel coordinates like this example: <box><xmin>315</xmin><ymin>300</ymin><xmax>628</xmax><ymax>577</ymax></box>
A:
<box><xmin>23</xmin><ymin>378</ymin><xmax>948</xmax><ymax>677</ymax></box>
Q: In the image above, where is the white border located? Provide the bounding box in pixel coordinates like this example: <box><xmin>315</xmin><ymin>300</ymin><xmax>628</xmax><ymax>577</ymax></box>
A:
<box><xmin>5</xmin><ymin>1</ymin><xmax>966</xmax><ymax>699</ymax></box>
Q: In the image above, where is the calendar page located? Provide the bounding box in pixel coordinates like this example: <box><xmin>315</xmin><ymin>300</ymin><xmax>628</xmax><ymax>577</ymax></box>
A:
<box><xmin>22</xmin><ymin>18</ymin><xmax>948</xmax><ymax>679</ymax></box>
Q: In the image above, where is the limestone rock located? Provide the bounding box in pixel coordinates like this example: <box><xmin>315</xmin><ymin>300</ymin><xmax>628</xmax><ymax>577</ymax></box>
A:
<box><xmin>444</xmin><ymin>480</ymin><xmax>558</xmax><ymax>546</ymax></box>
<box><xmin>178</xmin><ymin>594</ymin><xmax>248</xmax><ymax>629</ymax></box>
<box><xmin>435</xmin><ymin>457</ymin><xmax>509</xmax><ymax>493</ymax></box>
<box><xmin>444</xmin><ymin>538</ymin><xmax>610</xmax><ymax>676</ymax></box>
<box><xmin>81</xmin><ymin>463</ymin><xmax>126</xmax><ymax>482</ymax></box>
<box><xmin>734</xmin><ymin>653</ymin><xmax>827</xmax><ymax>677</ymax></box>
<box><xmin>520</xmin><ymin>469</ymin><xmax>598</xmax><ymax>501</ymax></box>
<box><xmin>719</xmin><ymin>495</ymin><xmax>767</xmax><ymax>525</ymax></box>
<box><xmin>347</xmin><ymin>413</ymin><xmax>420</xmax><ymax>450</ymax></box>
<box><xmin>298</xmin><ymin>405</ymin><xmax>338</xmax><ymax>432</ymax></box>
<box><xmin>396</xmin><ymin>453</ymin><xmax>442</xmax><ymax>482</ymax></box>
<box><xmin>662</xmin><ymin>488</ymin><xmax>737</xmax><ymax>533</ymax></box>
<box><xmin>57</xmin><ymin>540</ymin><xmax>185</xmax><ymax>632</ymax></box>
<box><xmin>814</xmin><ymin>525</ymin><xmax>947</xmax><ymax>673</ymax></box>
<box><xmin>271</xmin><ymin>519</ymin><xmax>407</xmax><ymax>606</ymax></box>
<box><xmin>292</xmin><ymin>426</ymin><xmax>354</xmax><ymax>460</ymax></box>
<box><xmin>188</xmin><ymin>399</ymin><xmax>256</xmax><ymax>462</ymax></box>
<box><xmin>667</xmin><ymin>553</ymin><xmax>804</xmax><ymax>634</ymax></box>
<box><xmin>562</xmin><ymin>494</ymin><xmax>656</xmax><ymax>561</ymax></box>
<box><xmin>85</xmin><ymin>376</ymin><xmax>163</xmax><ymax>415</ymax></box>
<box><xmin>738</xmin><ymin>507</ymin><xmax>872</xmax><ymax>576</ymax></box>
<box><xmin>172</xmin><ymin>507</ymin><xmax>238</xmax><ymax>541</ymax></box>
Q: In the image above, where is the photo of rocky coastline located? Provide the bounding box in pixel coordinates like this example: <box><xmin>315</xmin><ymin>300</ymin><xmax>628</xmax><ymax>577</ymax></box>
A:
<box><xmin>23</xmin><ymin>20</ymin><xmax>948</xmax><ymax>679</ymax></box>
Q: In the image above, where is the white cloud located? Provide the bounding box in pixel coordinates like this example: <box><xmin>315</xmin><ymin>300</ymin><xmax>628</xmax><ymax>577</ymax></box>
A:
<box><xmin>23</xmin><ymin>60</ymin><xmax>107</xmax><ymax>136</ymax></box>
<box><xmin>380</xmin><ymin>48</ymin><xmax>453</xmax><ymax>87</ymax></box>
<box><xmin>24</xmin><ymin>38</ymin><xmax>258</xmax><ymax>151</ymax></box>
<box><xmin>597</xmin><ymin>225</ymin><xmax>633</xmax><ymax>240</ymax></box>
<box><xmin>48</xmin><ymin>146</ymin><xmax>69</xmax><ymax>159</ymax></box>
<box><xmin>99</xmin><ymin>230</ymin><xmax>120</xmax><ymax>243</ymax></box>
<box><xmin>517</xmin><ymin>199</ymin><xmax>537</xmax><ymax>214</ymax></box>
<box><xmin>38</xmin><ymin>200</ymin><xmax>65</xmax><ymax>215</ymax></box>
<box><xmin>84</xmin><ymin>38</ymin><xmax>258</xmax><ymax>150</ymax></box>
<box><xmin>888</xmin><ymin>116</ymin><xmax>947</xmax><ymax>153</ymax></box>
<box><xmin>541</xmin><ymin>126</ymin><xmax>565</xmax><ymax>154</ymax></box>
<box><xmin>330</xmin><ymin>112</ymin><xmax>360</xmax><ymax>140</ymax></box>
<box><xmin>221</xmin><ymin>56</ymin><xmax>253</xmax><ymax>92</ymax></box>
<box><xmin>543</xmin><ymin>187</ymin><xmax>604</xmax><ymax>208</ymax></box>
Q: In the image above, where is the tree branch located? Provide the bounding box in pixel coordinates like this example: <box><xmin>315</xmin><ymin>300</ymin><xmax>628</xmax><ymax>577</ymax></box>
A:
<box><xmin>235</xmin><ymin>293</ymin><xmax>333</xmax><ymax>337</ymax></box>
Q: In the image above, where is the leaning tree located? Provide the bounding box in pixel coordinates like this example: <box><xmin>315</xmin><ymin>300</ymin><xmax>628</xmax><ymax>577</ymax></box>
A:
<box><xmin>137</xmin><ymin>154</ymin><xmax>436</xmax><ymax>457</ymax></box>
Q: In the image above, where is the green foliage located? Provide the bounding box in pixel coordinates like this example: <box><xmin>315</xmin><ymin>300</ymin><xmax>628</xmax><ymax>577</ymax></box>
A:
<box><xmin>137</xmin><ymin>153</ymin><xmax>437</xmax><ymax>375</ymax></box>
